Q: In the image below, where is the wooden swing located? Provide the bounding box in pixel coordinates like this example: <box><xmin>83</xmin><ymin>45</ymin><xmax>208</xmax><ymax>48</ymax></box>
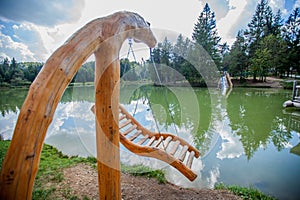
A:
<box><xmin>91</xmin><ymin>104</ymin><xmax>200</xmax><ymax>181</ymax></box>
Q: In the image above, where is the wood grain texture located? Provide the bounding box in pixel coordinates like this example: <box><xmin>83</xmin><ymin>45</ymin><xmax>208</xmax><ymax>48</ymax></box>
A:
<box><xmin>0</xmin><ymin>11</ymin><xmax>156</xmax><ymax>200</ymax></box>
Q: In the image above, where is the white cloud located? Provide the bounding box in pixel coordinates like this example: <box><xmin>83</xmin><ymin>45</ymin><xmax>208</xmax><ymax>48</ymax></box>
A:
<box><xmin>11</xmin><ymin>23</ymin><xmax>48</xmax><ymax>60</ymax></box>
<box><xmin>206</xmin><ymin>167</ymin><xmax>220</xmax><ymax>188</ymax></box>
<box><xmin>0</xmin><ymin>0</ymin><xmax>85</xmax><ymax>27</ymax></box>
<box><xmin>217</xmin><ymin>0</ymin><xmax>249</xmax><ymax>45</ymax></box>
<box><xmin>0</xmin><ymin>32</ymin><xmax>36</xmax><ymax>61</ymax></box>
<box><xmin>294</xmin><ymin>0</ymin><xmax>300</xmax><ymax>9</ymax></box>
<box><xmin>0</xmin><ymin>21</ymin><xmax>48</xmax><ymax>61</ymax></box>
<box><xmin>269</xmin><ymin>0</ymin><xmax>288</xmax><ymax>15</ymax></box>
<box><xmin>216</xmin><ymin>129</ymin><xmax>244</xmax><ymax>160</ymax></box>
<box><xmin>0</xmin><ymin>0</ymin><xmax>86</xmax><ymax>61</ymax></box>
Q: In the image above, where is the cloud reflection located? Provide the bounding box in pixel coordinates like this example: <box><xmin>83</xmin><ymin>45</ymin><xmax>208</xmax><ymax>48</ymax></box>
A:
<box><xmin>217</xmin><ymin>129</ymin><xmax>244</xmax><ymax>160</ymax></box>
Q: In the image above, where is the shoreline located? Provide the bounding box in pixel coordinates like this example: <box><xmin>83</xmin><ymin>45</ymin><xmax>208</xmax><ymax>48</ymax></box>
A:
<box><xmin>0</xmin><ymin>77</ymin><xmax>290</xmax><ymax>90</ymax></box>
<box><xmin>0</xmin><ymin>141</ymin><xmax>276</xmax><ymax>199</ymax></box>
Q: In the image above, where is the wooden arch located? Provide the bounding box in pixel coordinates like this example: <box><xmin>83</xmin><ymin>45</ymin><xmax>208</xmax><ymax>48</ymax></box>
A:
<box><xmin>0</xmin><ymin>11</ymin><xmax>156</xmax><ymax>200</ymax></box>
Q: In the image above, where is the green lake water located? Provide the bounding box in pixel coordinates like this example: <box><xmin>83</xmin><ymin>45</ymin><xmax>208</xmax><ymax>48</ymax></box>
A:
<box><xmin>0</xmin><ymin>85</ymin><xmax>299</xmax><ymax>199</ymax></box>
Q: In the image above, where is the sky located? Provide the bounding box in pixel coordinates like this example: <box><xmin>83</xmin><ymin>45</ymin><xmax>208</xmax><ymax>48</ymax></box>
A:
<box><xmin>0</xmin><ymin>0</ymin><xmax>299</xmax><ymax>62</ymax></box>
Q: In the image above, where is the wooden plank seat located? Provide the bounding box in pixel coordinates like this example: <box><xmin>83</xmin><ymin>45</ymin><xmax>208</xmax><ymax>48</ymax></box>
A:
<box><xmin>91</xmin><ymin>104</ymin><xmax>200</xmax><ymax>181</ymax></box>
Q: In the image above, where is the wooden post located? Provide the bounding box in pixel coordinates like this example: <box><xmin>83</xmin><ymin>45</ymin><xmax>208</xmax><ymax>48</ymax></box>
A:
<box><xmin>0</xmin><ymin>11</ymin><xmax>156</xmax><ymax>200</ymax></box>
<box><xmin>292</xmin><ymin>80</ymin><xmax>297</xmax><ymax>101</ymax></box>
<box><xmin>94</xmin><ymin>42</ymin><xmax>121</xmax><ymax>199</ymax></box>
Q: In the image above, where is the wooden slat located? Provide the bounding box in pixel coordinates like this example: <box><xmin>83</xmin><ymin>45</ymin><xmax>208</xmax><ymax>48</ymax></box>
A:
<box><xmin>136</xmin><ymin>134</ymin><xmax>149</xmax><ymax>145</ymax></box>
<box><xmin>119</xmin><ymin>115</ymin><xmax>126</xmax><ymax>121</ymax></box>
<box><xmin>119</xmin><ymin>119</ymin><xmax>131</xmax><ymax>129</ymax></box>
<box><xmin>161</xmin><ymin>136</ymin><xmax>172</xmax><ymax>150</ymax></box>
<box><xmin>186</xmin><ymin>151</ymin><xmax>195</xmax><ymax>169</ymax></box>
<box><xmin>178</xmin><ymin>145</ymin><xmax>189</xmax><ymax>161</ymax></box>
<box><xmin>145</xmin><ymin>136</ymin><xmax>156</xmax><ymax>146</ymax></box>
<box><xmin>122</xmin><ymin>125</ymin><xmax>137</xmax><ymax>136</ymax></box>
<box><xmin>154</xmin><ymin>136</ymin><xmax>163</xmax><ymax>147</ymax></box>
<box><xmin>128</xmin><ymin>130</ymin><xmax>142</xmax><ymax>141</ymax></box>
<box><xmin>169</xmin><ymin>140</ymin><xmax>180</xmax><ymax>155</ymax></box>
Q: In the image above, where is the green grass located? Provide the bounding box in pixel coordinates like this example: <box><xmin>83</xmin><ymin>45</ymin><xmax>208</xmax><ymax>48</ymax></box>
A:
<box><xmin>33</xmin><ymin>144</ymin><xmax>97</xmax><ymax>199</ymax></box>
<box><xmin>121</xmin><ymin>163</ymin><xmax>167</xmax><ymax>184</ymax></box>
<box><xmin>215</xmin><ymin>183</ymin><xmax>277</xmax><ymax>200</ymax></box>
<box><xmin>0</xmin><ymin>141</ymin><xmax>96</xmax><ymax>199</ymax></box>
<box><xmin>1</xmin><ymin>141</ymin><xmax>278</xmax><ymax>199</ymax></box>
<box><xmin>0</xmin><ymin>140</ymin><xmax>166</xmax><ymax>199</ymax></box>
<box><xmin>35</xmin><ymin>143</ymin><xmax>96</xmax><ymax>180</ymax></box>
<box><xmin>0</xmin><ymin>140</ymin><xmax>10</xmax><ymax>171</ymax></box>
<box><xmin>281</xmin><ymin>80</ymin><xmax>294</xmax><ymax>89</ymax></box>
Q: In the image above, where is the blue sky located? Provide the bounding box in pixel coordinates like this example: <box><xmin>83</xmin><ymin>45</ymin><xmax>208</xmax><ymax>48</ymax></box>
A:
<box><xmin>0</xmin><ymin>0</ymin><xmax>299</xmax><ymax>62</ymax></box>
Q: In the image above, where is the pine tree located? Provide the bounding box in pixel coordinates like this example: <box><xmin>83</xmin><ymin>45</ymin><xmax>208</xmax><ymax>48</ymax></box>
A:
<box><xmin>282</xmin><ymin>7</ymin><xmax>300</xmax><ymax>76</ymax></box>
<box><xmin>272</xmin><ymin>10</ymin><xmax>283</xmax><ymax>36</ymax></box>
<box><xmin>192</xmin><ymin>3</ymin><xmax>221</xmax><ymax>68</ymax></box>
<box><xmin>283</xmin><ymin>7</ymin><xmax>300</xmax><ymax>46</ymax></box>
<box><xmin>174</xmin><ymin>34</ymin><xmax>189</xmax><ymax>59</ymax></box>
<box><xmin>227</xmin><ymin>30</ymin><xmax>248</xmax><ymax>80</ymax></box>
<box><xmin>246</xmin><ymin>0</ymin><xmax>274</xmax><ymax>43</ymax></box>
<box><xmin>245</xmin><ymin>0</ymin><xmax>284</xmax><ymax>80</ymax></box>
<box><xmin>160</xmin><ymin>37</ymin><xmax>173</xmax><ymax>66</ymax></box>
<box><xmin>1</xmin><ymin>58</ymin><xmax>10</xmax><ymax>82</ymax></box>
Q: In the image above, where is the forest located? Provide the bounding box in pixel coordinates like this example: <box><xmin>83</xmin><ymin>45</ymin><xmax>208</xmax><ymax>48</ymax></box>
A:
<box><xmin>0</xmin><ymin>0</ymin><xmax>299</xmax><ymax>87</ymax></box>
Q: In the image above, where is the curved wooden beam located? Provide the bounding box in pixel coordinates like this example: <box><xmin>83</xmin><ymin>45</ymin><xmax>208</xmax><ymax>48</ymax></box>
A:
<box><xmin>0</xmin><ymin>11</ymin><xmax>156</xmax><ymax>200</ymax></box>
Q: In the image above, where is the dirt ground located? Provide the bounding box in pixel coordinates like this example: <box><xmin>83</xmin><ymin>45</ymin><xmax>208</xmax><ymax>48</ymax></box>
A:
<box><xmin>56</xmin><ymin>163</ymin><xmax>241</xmax><ymax>200</ymax></box>
<box><xmin>232</xmin><ymin>76</ymin><xmax>283</xmax><ymax>88</ymax></box>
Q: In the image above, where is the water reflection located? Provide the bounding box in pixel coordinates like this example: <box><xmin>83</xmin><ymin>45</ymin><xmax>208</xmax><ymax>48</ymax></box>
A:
<box><xmin>227</xmin><ymin>89</ymin><xmax>299</xmax><ymax>160</ymax></box>
<box><xmin>1</xmin><ymin>86</ymin><xmax>300</xmax><ymax>199</ymax></box>
<box><xmin>0</xmin><ymin>88</ymin><xmax>28</xmax><ymax>117</ymax></box>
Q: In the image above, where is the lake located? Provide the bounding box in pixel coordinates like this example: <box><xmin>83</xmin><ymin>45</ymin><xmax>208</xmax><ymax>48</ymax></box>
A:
<box><xmin>1</xmin><ymin>85</ymin><xmax>299</xmax><ymax>200</ymax></box>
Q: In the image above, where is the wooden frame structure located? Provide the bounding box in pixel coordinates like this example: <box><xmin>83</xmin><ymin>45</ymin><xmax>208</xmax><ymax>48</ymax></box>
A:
<box><xmin>0</xmin><ymin>11</ymin><xmax>156</xmax><ymax>200</ymax></box>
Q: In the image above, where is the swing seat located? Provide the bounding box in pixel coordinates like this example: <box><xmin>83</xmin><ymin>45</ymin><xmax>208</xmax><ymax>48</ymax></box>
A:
<box><xmin>92</xmin><ymin>104</ymin><xmax>200</xmax><ymax>181</ymax></box>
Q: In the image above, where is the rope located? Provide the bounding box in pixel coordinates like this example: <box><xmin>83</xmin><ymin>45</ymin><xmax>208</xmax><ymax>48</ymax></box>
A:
<box><xmin>126</xmin><ymin>38</ymin><xmax>137</xmax><ymax>62</ymax></box>
<box><xmin>125</xmin><ymin>39</ymin><xmax>139</xmax><ymax>117</ymax></box>
<box><xmin>132</xmin><ymin>97</ymin><xmax>139</xmax><ymax>117</ymax></box>
<box><xmin>142</xmin><ymin>86</ymin><xmax>163</xmax><ymax>135</ymax></box>
<box><xmin>125</xmin><ymin>41</ymin><xmax>180</xmax><ymax>151</ymax></box>
<box><xmin>149</xmin><ymin>48</ymin><xmax>179</xmax><ymax>136</ymax></box>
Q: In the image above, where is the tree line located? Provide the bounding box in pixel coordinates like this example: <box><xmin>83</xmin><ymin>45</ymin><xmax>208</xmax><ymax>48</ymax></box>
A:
<box><xmin>0</xmin><ymin>58</ymin><xmax>97</xmax><ymax>86</ymax></box>
<box><xmin>225</xmin><ymin>0</ymin><xmax>300</xmax><ymax>82</ymax></box>
<box><xmin>1</xmin><ymin>0</ymin><xmax>299</xmax><ymax>87</ymax></box>
<box><xmin>150</xmin><ymin>0</ymin><xmax>299</xmax><ymax>84</ymax></box>
<box><xmin>0</xmin><ymin>57</ymin><xmax>43</xmax><ymax>86</ymax></box>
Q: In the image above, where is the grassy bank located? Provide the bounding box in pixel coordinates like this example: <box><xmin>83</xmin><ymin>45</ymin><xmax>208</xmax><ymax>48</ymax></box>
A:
<box><xmin>0</xmin><ymin>141</ymin><xmax>165</xmax><ymax>199</ymax></box>
<box><xmin>215</xmin><ymin>183</ymin><xmax>276</xmax><ymax>200</ymax></box>
<box><xmin>0</xmin><ymin>140</ymin><xmax>276</xmax><ymax>199</ymax></box>
<box><xmin>0</xmin><ymin>140</ymin><xmax>97</xmax><ymax>199</ymax></box>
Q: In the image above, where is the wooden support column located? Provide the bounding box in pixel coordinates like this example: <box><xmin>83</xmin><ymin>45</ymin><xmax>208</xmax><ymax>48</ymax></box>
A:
<box><xmin>94</xmin><ymin>43</ymin><xmax>121</xmax><ymax>199</ymax></box>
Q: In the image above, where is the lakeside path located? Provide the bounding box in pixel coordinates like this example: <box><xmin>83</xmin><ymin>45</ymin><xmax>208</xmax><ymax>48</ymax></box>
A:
<box><xmin>58</xmin><ymin>163</ymin><xmax>241</xmax><ymax>200</ymax></box>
